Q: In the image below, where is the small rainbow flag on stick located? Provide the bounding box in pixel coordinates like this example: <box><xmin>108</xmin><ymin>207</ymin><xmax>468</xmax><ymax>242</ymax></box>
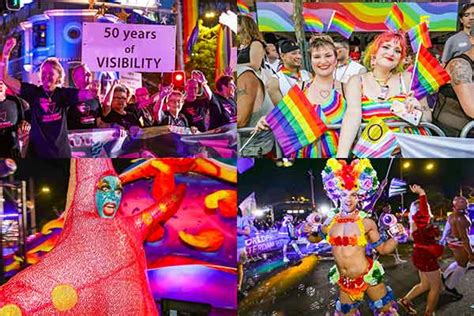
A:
<box><xmin>266</xmin><ymin>85</ymin><xmax>328</xmax><ymax>156</ymax></box>
<box><xmin>183</xmin><ymin>0</ymin><xmax>198</xmax><ymax>63</ymax></box>
<box><xmin>327</xmin><ymin>11</ymin><xmax>355</xmax><ymax>39</ymax></box>
<box><xmin>407</xmin><ymin>22</ymin><xmax>432</xmax><ymax>52</ymax></box>
<box><xmin>237</xmin><ymin>0</ymin><xmax>250</xmax><ymax>15</ymax></box>
<box><xmin>352</xmin><ymin>117</ymin><xmax>398</xmax><ymax>158</ymax></box>
<box><xmin>384</xmin><ymin>3</ymin><xmax>404</xmax><ymax>32</ymax></box>
<box><xmin>186</xmin><ymin>22</ymin><xmax>199</xmax><ymax>56</ymax></box>
<box><xmin>303</xmin><ymin>12</ymin><xmax>324</xmax><ymax>33</ymax></box>
<box><xmin>410</xmin><ymin>45</ymin><xmax>450</xmax><ymax>100</ymax></box>
<box><xmin>215</xmin><ymin>25</ymin><xmax>232</xmax><ymax>79</ymax></box>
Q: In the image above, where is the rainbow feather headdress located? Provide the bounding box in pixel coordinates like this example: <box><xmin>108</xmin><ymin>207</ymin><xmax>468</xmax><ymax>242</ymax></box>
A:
<box><xmin>321</xmin><ymin>159</ymin><xmax>379</xmax><ymax>202</ymax></box>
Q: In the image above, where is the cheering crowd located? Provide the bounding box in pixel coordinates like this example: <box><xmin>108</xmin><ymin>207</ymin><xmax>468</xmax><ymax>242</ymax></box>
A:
<box><xmin>0</xmin><ymin>37</ymin><xmax>237</xmax><ymax>158</ymax></box>
<box><xmin>237</xmin><ymin>4</ymin><xmax>474</xmax><ymax>158</ymax></box>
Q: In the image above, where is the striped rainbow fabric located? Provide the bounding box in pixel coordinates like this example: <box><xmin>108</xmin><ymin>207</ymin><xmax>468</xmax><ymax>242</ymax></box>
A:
<box><xmin>411</xmin><ymin>45</ymin><xmax>450</xmax><ymax>100</ymax></box>
<box><xmin>266</xmin><ymin>85</ymin><xmax>328</xmax><ymax>156</ymax></box>
<box><xmin>303</xmin><ymin>12</ymin><xmax>324</xmax><ymax>33</ymax></box>
<box><xmin>407</xmin><ymin>22</ymin><xmax>432</xmax><ymax>52</ymax></box>
<box><xmin>237</xmin><ymin>0</ymin><xmax>250</xmax><ymax>15</ymax></box>
<box><xmin>215</xmin><ymin>25</ymin><xmax>232</xmax><ymax>79</ymax></box>
<box><xmin>291</xmin><ymin>90</ymin><xmax>346</xmax><ymax>158</ymax></box>
<box><xmin>183</xmin><ymin>0</ymin><xmax>198</xmax><ymax>63</ymax></box>
<box><xmin>384</xmin><ymin>3</ymin><xmax>404</xmax><ymax>32</ymax></box>
<box><xmin>352</xmin><ymin>117</ymin><xmax>398</xmax><ymax>158</ymax></box>
<box><xmin>327</xmin><ymin>11</ymin><xmax>355</xmax><ymax>39</ymax></box>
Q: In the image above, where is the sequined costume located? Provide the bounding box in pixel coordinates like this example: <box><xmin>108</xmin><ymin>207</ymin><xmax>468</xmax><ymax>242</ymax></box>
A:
<box><xmin>0</xmin><ymin>159</ymin><xmax>186</xmax><ymax>315</ymax></box>
<box><xmin>411</xmin><ymin>194</ymin><xmax>443</xmax><ymax>272</ymax></box>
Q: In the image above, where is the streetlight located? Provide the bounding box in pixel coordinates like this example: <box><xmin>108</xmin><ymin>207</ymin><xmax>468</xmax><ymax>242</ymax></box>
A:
<box><xmin>204</xmin><ymin>10</ymin><xmax>216</xmax><ymax>19</ymax></box>
<box><xmin>40</xmin><ymin>186</ymin><xmax>50</xmax><ymax>194</ymax></box>
<box><xmin>426</xmin><ymin>163</ymin><xmax>435</xmax><ymax>171</ymax></box>
<box><xmin>403</xmin><ymin>161</ymin><xmax>411</xmax><ymax>169</ymax></box>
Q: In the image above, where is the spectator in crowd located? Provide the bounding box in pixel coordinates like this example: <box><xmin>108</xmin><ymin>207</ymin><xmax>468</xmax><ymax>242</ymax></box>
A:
<box><xmin>334</xmin><ymin>39</ymin><xmax>366</xmax><ymax>84</ymax></box>
<box><xmin>265</xmin><ymin>42</ymin><xmax>281</xmax><ymax>74</ymax></box>
<box><xmin>1</xmin><ymin>38</ymin><xmax>96</xmax><ymax>158</ymax></box>
<box><xmin>208</xmin><ymin>75</ymin><xmax>237</xmax><ymax>129</ymax></box>
<box><xmin>68</xmin><ymin>63</ymin><xmax>104</xmax><ymax>130</ymax></box>
<box><xmin>441</xmin><ymin>3</ymin><xmax>474</xmax><ymax>64</ymax></box>
<box><xmin>102</xmin><ymin>85</ymin><xmax>142</xmax><ymax>130</ymax></box>
<box><xmin>0</xmin><ymin>81</ymin><xmax>29</xmax><ymax>157</ymax></box>
<box><xmin>266</xmin><ymin>39</ymin><xmax>312</xmax><ymax>105</ymax></box>
<box><xmin>182</xmin><ymin>77</ymin><xmax>210</xmax><ymax>132</ymax></box>
<box><xmin>237</xmin><ymin>14</ymin><xmax>266</xmax><ymax>72</ymax></box>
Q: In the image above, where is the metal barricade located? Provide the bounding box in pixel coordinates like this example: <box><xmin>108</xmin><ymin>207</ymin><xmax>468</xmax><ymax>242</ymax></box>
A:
<box><xmin>238</xmin><ymin>121</ymin><xmax>447</xmax><ymax>157</ymax></box>
<box><xmin>459</xmin><ymin>121</ymin><xmax>474</xmax><ymax>138</ymax></box>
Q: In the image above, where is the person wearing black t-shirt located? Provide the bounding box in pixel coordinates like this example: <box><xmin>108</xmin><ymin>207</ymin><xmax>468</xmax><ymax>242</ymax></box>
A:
<box><xmin>102</xmin><ymin>85</ymin><xmax>141</xmax><ymax>130</ymax></box>
<box><xmin>158</xmin><ymin>90</ymin><xmax>191</xmax><ymax>128</ymax></box>
<box><xmin>181</xmin><ymin>78</ymin><xmax>210</xmax><ymax>132</ymax></box>
<box><xmin>1</xmin><ymin>38</ymin><xmax>96</xmax><ymax>158</ymax></box>
<box><xmin>67</xmin><ymin>63</ymin><xmax>103</xmax><ymax>130</ymax></box>
<box><xmin>208</xmin><ymin>75</ymin><xmax>237</xmax><ymax>130</ymax></box>
<box><xmin>0</xmin><ymin>81</ymin><xmax>26</xmax><ymax>157</ymax></box>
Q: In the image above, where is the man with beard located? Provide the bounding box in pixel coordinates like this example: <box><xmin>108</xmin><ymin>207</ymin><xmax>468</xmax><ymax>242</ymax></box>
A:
<box><xmin>334</xmin><ymin>40</ymin><xmax>366</xmax><ymax>84</ymax></box>
<box><xmin>266</xmin><ymin>39</ymin><xmax>312</xmax><ymax>105</ymax></box>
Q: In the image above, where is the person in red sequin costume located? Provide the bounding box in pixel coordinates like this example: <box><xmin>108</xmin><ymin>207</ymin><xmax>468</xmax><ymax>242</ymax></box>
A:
<box><xmin>398</xmin><ymin>185</ymin><xmax>444</xmax><ymax>316</ymax></box>
<box><xmin>0</xmin><ymin>159</ymin><xmax>187</xmax><ymax>315</ymax></box>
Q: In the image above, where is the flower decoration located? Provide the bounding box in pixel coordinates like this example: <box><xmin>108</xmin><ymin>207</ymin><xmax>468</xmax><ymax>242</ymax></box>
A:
<box><xmin>321</xmin><ymin>158</ymin><xmax>379</xmax><ymax>202</ymax></box>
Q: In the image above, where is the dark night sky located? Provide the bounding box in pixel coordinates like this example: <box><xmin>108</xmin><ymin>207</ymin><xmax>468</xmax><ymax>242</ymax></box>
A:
<box><xmin>6</xmin><ymin>159</ymin><xmax>133</xmax><ymax>228</ymax></box>
<box><xmin>238</xmin><ymin>159</ymin><xmax>474</xmax><ymax>212</ymax></box>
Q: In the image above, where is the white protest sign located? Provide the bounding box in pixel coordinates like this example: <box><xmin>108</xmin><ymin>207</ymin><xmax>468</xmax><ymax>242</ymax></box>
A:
<box><xmin>82</xmin><ymin>22</ymin><xmax>176</xmax><ymax>73</ymax></box>
<box><xmin>119</xmin><ymin>72</ymin><xmax>142</xmax><ymax>93</ymax></box>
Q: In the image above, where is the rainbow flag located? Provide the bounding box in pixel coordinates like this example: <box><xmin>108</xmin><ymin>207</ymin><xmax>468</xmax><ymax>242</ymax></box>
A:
<box><xmin>266</xmin><ymin>85</ymin><xmax>328</xmax><ymax>156</ymax></box>
<box><xmin>183</xmin><ymin>0</ymin><xmax>198</xmax><ymax>63</ymax></box>
<box><xmin>411</xmin><ymin>45</ymin><xmax>450</xmax><ymax>100</ymax></box>
<box><xmin>327</xmin><ymin>11</ymin><xmax>355</xmax><ymax>39</ymax></box>
<box><xmin>384</xmin><ymin>3</ymin><xmax>404</xmax><ymax>32</ymax></box>
<box><xmin>303</xmin><ymin>12</ymin><xmax>324</xmax><ymax>33</ymax></box>
<box><xmin>352</xmin><ymin>117</ymin><xmax>398</xmax><ymax>158</ymax></box>
<box><xmin>237</xmin><ymin>0</ymin><xmax>250</xmax><ymax>15</ymax></box>
<box><xmin>186</xmin><ymin>22</ymin><xmax>199</xmax><ymax>56</ymax></box>
<box><xmin>215</xmin><ymin>25</ymin><xmax>232</xmax><ymax>79</ymax></box>
<box><xmin>407</xmin><ymin>22</ymin><xmax>432</xmax><ymax>52</ymax></box>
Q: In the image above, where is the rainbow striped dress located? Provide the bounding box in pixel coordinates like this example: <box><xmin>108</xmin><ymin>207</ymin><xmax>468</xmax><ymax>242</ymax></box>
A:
<box><xmin>361</xmin><ymin>95</ymin><xmax>430</xmax><ymax>135</ymax></box>
<box><xmin>360</xmin><ymin>75</ymin><xmax>430</xmax><ymax>135</ymax></box>
<box><xmin>291</xmin><ymin>89</ymin><xmax>347</xmax><ymax>158</ymax></box>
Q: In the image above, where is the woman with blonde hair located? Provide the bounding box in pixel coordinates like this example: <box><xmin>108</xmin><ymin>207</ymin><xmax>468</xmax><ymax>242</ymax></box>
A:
<box><xmin>255</xmin><ymin>34</ymin><xmax>347</xmax><ymax>157</ymax></box>
<box><xmin>337</xmin><ymin>32</ymin><xmax>433</xmax><ymax>158</ymax></box>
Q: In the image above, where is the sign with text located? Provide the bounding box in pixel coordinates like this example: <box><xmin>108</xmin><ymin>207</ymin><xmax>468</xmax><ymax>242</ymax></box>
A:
<box><xmin>82</xmin><ymin>22</ymin><xmax>176</xmax><ymax>73</ymax></box>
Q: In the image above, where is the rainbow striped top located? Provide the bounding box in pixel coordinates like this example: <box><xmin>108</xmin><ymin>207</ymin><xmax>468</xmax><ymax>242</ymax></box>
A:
<box><xmin>292</xmin><ymin>89</ymin><xmax>347</xmax><ymax>158</ymax></box>
<box><xmin>361</xmin><ymin>76</ymin><xmax>431</xmax><ymax>136</ymax></box>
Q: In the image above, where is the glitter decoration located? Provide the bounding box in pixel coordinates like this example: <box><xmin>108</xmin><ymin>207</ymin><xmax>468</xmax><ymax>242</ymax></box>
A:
<box><xmin>142</xmin><ymin>213</ymin><xmax>153</xmax><ymax>226</ymax></box>
<box><xmin>306</xmin><ymin>286</ymin><xmax>316</xmax><ymax>297</ymax></box>
<box><xmin>0</xmin><ymin>159</ymin><xmax>186</xmax><ymax>314</ymax></box>
<box><xmin>51</xmin><ymin>284</ymin><xmax>78</xmax><ymax>312</ymax></box>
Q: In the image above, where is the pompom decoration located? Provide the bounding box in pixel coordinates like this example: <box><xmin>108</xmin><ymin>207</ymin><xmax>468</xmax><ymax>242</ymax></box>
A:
<box><xmin>321</xmin><ymin>158</ymin><xmax>379</xmax><ymax>202</ymax></box>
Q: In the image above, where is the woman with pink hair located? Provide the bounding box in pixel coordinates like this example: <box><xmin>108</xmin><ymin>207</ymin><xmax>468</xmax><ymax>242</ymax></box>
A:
<box><xmin>337</xmin><ymin>32</ymin><xmax>433</xmax><ymax>158</ymax></box>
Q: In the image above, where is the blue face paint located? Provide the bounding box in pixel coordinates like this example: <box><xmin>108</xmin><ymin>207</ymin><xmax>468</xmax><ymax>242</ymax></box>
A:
<box><xmin>95</xmin><ymin>175</ymin><xmax>123</xmax><ymax>218</ymax></box>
